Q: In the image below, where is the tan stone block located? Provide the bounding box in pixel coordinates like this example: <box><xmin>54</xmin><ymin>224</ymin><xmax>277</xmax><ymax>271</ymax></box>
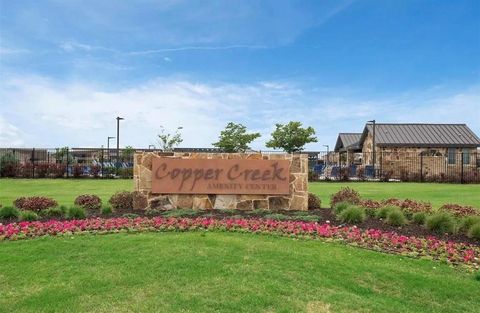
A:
<box><xmin>236</xmin><ymin>200</ymin><xmax>253</xmax><ymax>210</ymax></box>
<box><xmin>149</xmin><ymin>196</ymin><xmax>171</xmax><ymax>209</ymax></box>
<box><xmin>246</xmin><ymin>153</ymin><xmax>262</xmax><ymax>160</ymax></box>
<box><xmin>253</xmin><ymin>199</ymin><xmax>269</xmax><ymax>210</ymax></box>
<box><xmin>291</xmin><ymin>155</ymin><xmax>301</xmax><ymax>173</ymax></box>
<box><xmin>214</xmin><ymin>195</ymin><xmax>237</xmax><ymax>210</ymax></box>
<box><xmin>175</xmin><ymin>195</ymin><xmax>194</xmax><ymax>209</ymax></box>
<box><xmin>268</xmin><ymin>197</ymin><xmax>290</xmax><ymax>210</ymax></box>
<box><xmin>239</xmin><ymin>195</ymin><xmax>266</xmax><ymax>201</ymax></box>
<box><xmin>268</xmin><ymin>154</ymin><xmax>286</xmax><ymax>160</ymax></box>
<box><xmin>193</xmin><ymin>196</ymin><xmax>213</xmax><ymax>210</ymax></box>
<box><xmin>290</xmin><ymin>195</ymin><xmax>308</xmax><ymax>211</ymax></box>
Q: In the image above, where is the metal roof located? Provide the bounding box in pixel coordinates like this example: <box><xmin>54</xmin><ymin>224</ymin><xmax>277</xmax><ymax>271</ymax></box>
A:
<box><xmin>359</xmin><ymin>123</ymin><xmax>480</xmax><ymax>148</ymax></box>
<box><xmin>334</xmin><ymin>133</ymin><xmax>362</xmax><ymax>152</ymax></box>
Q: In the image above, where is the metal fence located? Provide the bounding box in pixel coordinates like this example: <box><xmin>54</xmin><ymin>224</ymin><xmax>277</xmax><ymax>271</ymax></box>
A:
<box><xmin>0</xmin><ymin>148</ymin><xmax>479</xmax><ymax>183</ymax></box>
<box><xmin>310</xmin><ymin>151</ymin><xmax>480</xmax><ymax>183</ymax></box>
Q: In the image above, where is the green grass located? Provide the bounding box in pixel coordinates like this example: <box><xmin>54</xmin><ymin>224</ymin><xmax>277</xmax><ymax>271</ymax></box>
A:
<box><xmin>309</xmin><ymin>182</ymin><xmax>480</xmax><ymax>208</ymax></box>
<box><xmin>0</xmin><ymin>179</ymin><xmax>132</xmax><ymax>207</ymax></box>
<box><xmin>0</xmin><ymin>232</ymin><xmax>478</xmax><ymax>313</ymax></box>
<box><xmin>1</xmin><ymin>179</ymin><xmax>479</xmax><ymax>210</ymax></box>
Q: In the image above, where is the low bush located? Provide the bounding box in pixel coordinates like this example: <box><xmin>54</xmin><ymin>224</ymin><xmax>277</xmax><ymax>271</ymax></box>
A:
<box><xmin>291</xmin><ymin>215</ymin><xmax>319</xmax><ymax>222</ymax></box>
<box><xmin>91</xmin><ymin>165</ymin><xmax>101</xmax><ymax>178</ymax></box>
<box><xmin>52</xmin><ymin>164</ymin><xmax>66</xmax><ymax>178</ymax></box>
<box><xmin>161</xmin><ymin>209</ymin><xmax>198</xmax><ymax>218</ymax></box>
<box><xmin>412</xmin><ymin>212</ymin><xmax>427</xmax><ymax>225</ymax></box>
<box><xmin>0</xmin><ymin>206</ymin><xmax>19</xmax><ymax>219</ymax></box>
<box><xmin>338</xmin><ymin>206</ymin><xmax>366</xmax><ymax>224</ymax></box>
<box><xmin>308</xmin><ymin>193</ymin><xmax>321</xmax><ymax>210</ymax></box>
<box><xmin>72</xmin><ymin>164</ymin><xmax>83</xmax><ymax>178</ymax></box>
<box><xmin>19</xmin><ymin>211</ymin><xmax>39</xmax><ymax>221</ymax></box>
<box><xmin>333</xmin><ymin>202</ymin><xmax>350</xmax><ymax>215</ymax></box>
<box><xmin>101</xmin><ymin>206</ymin><xmax>113</xmax><ymax>215</ymax></box>
<box><xmin>460</xmin><ymin>216</ymin><xmax>480</xmax><ymax>232</ymax></box>
<box><xmin>467</xmin><ymin>223</ymin><xmax>480</xmax><ymax>240</ymax></box>
<box><xmin>74</xmin><ymin>194</ymin><xmax>102</xmax><ymax>211</ymax></box>
<box><xmin>122</xmin><ymin>213</ymin><xmax>139</xmax><ymax>218</ymax></box>
<box><xmin>264</xmin><ymin>213</ymin><xmax>289</xmax><ymax>221</ymax></box>
<box><xmin>330</xmin><ymin>187</ymin><xmax>361</xmax><ymax>208</ymax></box>
<box><xmin>386</xmin><ymin>208</ymin><xmax>407</xmax><ymax>226</ymax></box>
<box><xmin>108</xmin><ymin>191</ymin><xmax>133</xmax><ymax>211</ymax></box>
<box><xmin>66</xmin><ymin>206</ymin><xmax>86</xmax><ymax>219</ymax></box>
<box><xmin>440</xmin><ymin>204</ymin><xmax>479</xmax><ymax>218</ymax></box>
<box><xmin>426</xmin><ymin>213</ymin><xmax>456</xmax><ymax>234</ymax></box>
<box><xmin>376</xmin><ymin>206</ymin><xmax>394</xmax><ymax>219</ymax></box>
<box><xmin>44</xmin><ymin>207</ymin><xmax>65</xmax><ymax>218</ymax></box>
<box><xmin>13</xmin><ymin>196</ymin><xmax>58</xmax><ymax>212</ymax></box>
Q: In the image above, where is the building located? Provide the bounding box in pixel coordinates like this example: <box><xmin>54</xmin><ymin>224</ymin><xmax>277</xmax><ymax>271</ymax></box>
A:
<box><xmin>358</xmin><ymin>123</ymin><xmax>480</xmax><ymax>180</ymax></box>
<box><xmin>334</xmin><ymin>133</ymin><xmax>362</xmax><ymax>164</ymax></box>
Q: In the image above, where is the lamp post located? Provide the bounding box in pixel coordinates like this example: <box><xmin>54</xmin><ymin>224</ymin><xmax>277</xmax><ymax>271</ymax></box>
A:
<box><xmin>116</xmin><ymin>117</ymin><xmax>124</xmax><ymax>168</ymax></box>
<box><xmin>107</xmin><ymin>136</ymin><xmax>115</xmax><ymax>162</ymax></box>
<box><xmin>367</xmin><ymin>120</ymin><xmax>376</xmax><ymax>178</ymax></box>
<box><xmin>323</xmin><ymin>145</ymin><xmax>329</xmax><ymax>165</ymax></box>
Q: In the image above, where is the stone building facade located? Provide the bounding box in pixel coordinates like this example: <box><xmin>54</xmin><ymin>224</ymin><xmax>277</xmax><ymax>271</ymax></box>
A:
<box><xmin>133</xmin><ymin>152</ymin><xmax>309</xmax><ymax>211</ymax></box>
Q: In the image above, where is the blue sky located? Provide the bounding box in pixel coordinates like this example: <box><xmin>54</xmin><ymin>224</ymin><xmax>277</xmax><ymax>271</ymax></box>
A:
<box><xmin>0</xmin><ymin>0</ymin><xmax>479</xmax><ymax>150</ymax></box>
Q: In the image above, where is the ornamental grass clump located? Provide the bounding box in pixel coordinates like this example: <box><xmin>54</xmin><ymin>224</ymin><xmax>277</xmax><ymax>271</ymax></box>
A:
<box><xmin>66</xmin><ymin>206</ymin><xmax>86</xmax><ymax>219</ymax></box>
<box><xmin>426</xmin><ymin>213</ymin><xmax>456</xmax><ymax>234</ymax></box>
<box><xmin>460</xmin><ymin>216</ymin><xmax>480</xmax><ymax>232</ymax></box>
<box><xmin>19</xmin><ymin>211</ymin><xmax>38</xmax><ymax>221</ymax></box>
<box><xmin>74</xmin><ymin>194</ymin><xmax>102</xmax><ymax>211</ymax></box>
<box><xmin>338</xmin><ymin>206</ymin><xmax>366</xmax><ymax>224</ymax></box>
<box><xmin>467</xmin><ymin>223</ymin><xmax>480</xmax><ymax>240</ymax></box>
<box><xmin>376</xmin><ymin>206</ymin><xmax>394</xmax><ymax>219</ymax></box>
<box><xmin>385</xmin><ymin>208</ymin><xmax>407</xmax><ymax>226</ymax></box>
<box><xmin>108</xmin><ymin>191</ymin><xmax>133</xmax><ymax>211</ymax></box>
<box><xmin>412</xmin><ymin>212</ymin><xmax>427</xmax><ymax>225</ymax></box>
<box><xmin>101</xmin><ymin>206</ymin><xmax>113</xmax><ymax>215</ymax></box>
<box><xmin>44</xmin><ymin>207</ymin><xmax>65</xmax><ymax>218</ymax></box>
<box><xmin>333</xmin><ymin>202</ymin><xmax>350</xmax><ymax>215</ymax></box>
<box><xmin>330</xmin><ymin>187</ymin><xmax>361</xmax><ymax>208</ymax></box>
<box><xmin>0</xmin><ymin>206</ymin><xmax>19</xmax><ymax>219</ymax></box>
<box><xmin>13</xmin><ymin>196</ymin><xmax>58</xmax><ymax>212</ymax></box>
<box><xmin>308</xmin><ymin>193</ymin><xmax>321</xmax><ymax>210</ymax></box>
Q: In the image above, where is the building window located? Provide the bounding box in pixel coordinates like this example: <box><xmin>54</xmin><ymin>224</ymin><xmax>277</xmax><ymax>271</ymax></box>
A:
<box><xmin>447</xmin><ymin>148</ymin><xmax>456</xmax><ymax>164</ymax></box>
<box><xmin>463</xmin><ymin>149</ymin><xmax>470</xmax><ymax>165</ymax></box>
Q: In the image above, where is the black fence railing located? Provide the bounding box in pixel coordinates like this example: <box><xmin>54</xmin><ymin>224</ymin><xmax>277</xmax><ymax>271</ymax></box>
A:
<box><xmin>310</xmin><ymin>151</ymin><xmax>480</xmax><ymax>184</ymax></box>
<box><xmin>0</xmin><ymin>148</ymin><xmax>478</xmax><ymax>183</ymax></box>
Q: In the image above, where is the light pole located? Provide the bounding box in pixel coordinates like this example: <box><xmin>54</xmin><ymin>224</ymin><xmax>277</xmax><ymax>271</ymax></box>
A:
<box><xmin>107</xmin><ymin>136</ymin><xmax>115</xmax><ymax>162</ymax></box>
<box><xmin>116</xmin><ymin>117</ymin><xmax>124</xmax><ymax>168</ymax></box>
<box><xmin>323</xmin><ymin>145</ymin><xmax>329</xmax><ymax>165</ymax></box>
<box><xmin>367</xmin><ymin>120</ymin><xmax>376</xmax><ymax>178</ymax></box>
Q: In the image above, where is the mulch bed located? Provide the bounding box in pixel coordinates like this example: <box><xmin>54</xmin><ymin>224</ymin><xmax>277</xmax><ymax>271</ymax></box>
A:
<box><xmin>1</xmin><ymin>208</ymin><xmax>478</xmax><ymax>246</ymax></box>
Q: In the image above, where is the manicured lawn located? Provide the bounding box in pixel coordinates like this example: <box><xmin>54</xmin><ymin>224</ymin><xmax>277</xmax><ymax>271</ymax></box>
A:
<box><xmin>0</xmin><ymin>179</ymin><xmax>132</xmax><ymax>207</ymax></box>
<box><xmin>1</xmin><ymin>179</ymin><xmax>479</xmax><ymax>209</ymax></box>
<box><xmin>0</xmin><ymin>232</ymin><xmax>478</xmax><ymax>313</ymax></box>
<box><xmin>309</xmin><ymin>182</ymin><xmax>480</xmax><ymax>208</ymax></box>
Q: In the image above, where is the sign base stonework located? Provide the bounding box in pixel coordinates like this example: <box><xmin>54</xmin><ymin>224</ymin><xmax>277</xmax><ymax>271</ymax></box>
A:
<box><xmin>133</xmin><ymin>152</ymin><xmax>308</xmax><ymax>211</ymax></box>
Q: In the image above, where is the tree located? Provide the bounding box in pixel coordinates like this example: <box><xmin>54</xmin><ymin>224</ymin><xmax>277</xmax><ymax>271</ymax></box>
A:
<box><xmin>157</xmin><ymin>126</ymin><xmax>183</xmax><ymax>151</ymax></box>
<box><xmin>213</xmin><ymin>122</ymin><xmax>261</xmax><ymax>152</ymax></box>
<box><xmin>265</xmin><ymin>121</ymin><xmax>317</xmax><ymax>153</ymax></box>
<box><xmin>121</xmin><ymin>145</ymin><xmax>135</xmax><ymax>161</ymax></box>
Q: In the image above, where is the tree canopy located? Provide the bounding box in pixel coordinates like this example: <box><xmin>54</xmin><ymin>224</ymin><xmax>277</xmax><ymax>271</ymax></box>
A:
<box><xmin>213</xmin><ymin>122</ymin><xmax>261</xmax><ymax>153</ymax></box>
<box><xmin>265</xmin><ymin>121</ymin><xmax>317</xmax><ymax>153</ymax></box>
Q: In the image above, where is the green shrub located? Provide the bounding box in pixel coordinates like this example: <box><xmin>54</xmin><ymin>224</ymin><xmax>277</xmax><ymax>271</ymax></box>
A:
<box><xmin>44</xmin><ymin>207</ymin><xmax>65</xmax><ymax>218</ymax></box>
<box><xmin>291</xmin><ymin>215</ymin><xmax>319</xmax><ymax>222</ymax></box>
<box><xmin>385</xmin><ymin>208</ymin><xmax>407</xmax><ymax>226</ymax></box>
<box><xmin>249</xmin><ymin>209</ymin><xmax>269</xmax><ymax>216</ymax></box>
<box><xmin>0</xmin><ymin>206</ymin><xmax>19</xmax><ymax>219</ymax></box>
<box><xmin>13</xmin><ymin>196</ymin><xmax>57</xmax><ymax>212</ymax></box>
<box><xmin>338</xmin><ymin>206</ymin><xmax>366</xmax><ymax>224</ymax></box>
<box><xmin>426</xmin><ymin>213</ymin><xmax>456</xmax><ymax>234</ymax></box>
<box><xmin>376</xmin><ymin>206</ymin><xmax>394</xmax><ymax>219</ymax></box>
<box><xmin>122</xmin><ymin>213</ymin><xmax>139</xmax><ymax>219</ymax></box>
<box><xmin>264</xmin><ymin>213</ymin><xmax>289</xmax><ymax>221</ymax></box>
<box><xmin>308</xmin><ymin>193</ymin><xmax>321</xmax><ymax>210</ymax></box>
<box><xmin>467</xmin><ymin>223</ymin><xmax>480</xmax><ymax>240</ymax></box>
<box><xmin>333</xmin><ymin>202</ymin><xmax>350</xmax><ymax>215</ymax></box>
<box><xmin>108</xmin><ymin>191</ymin><xmax>133</xmax><ymax>211</ymax></box>
<box><xmin>412</xmin><ymin>212</ymin><xmax>427</xmax><ymax>225</ymax></box>
<box><xmin>161</xmin><ymin>209</ymin><xmax>198</xmax><ymax>218</ymax></box>
<box><xmin>101</xmin><ymin>206</ymin><xmax>113</xmax><ymax>215</ymax></box>
<box><xmin>460</xmin><ymin>216</ymin><xmax>480</xmax><ymax>232</ymax></box>
<box><xmin>19</xmin><ymin>211</ymin><xmax>39</xmax><ymax>221</ymax></box>
<box><xmin>66</xmin><ymin>206</ymin><xmax>86</xmax><ymax>219</ymax></box>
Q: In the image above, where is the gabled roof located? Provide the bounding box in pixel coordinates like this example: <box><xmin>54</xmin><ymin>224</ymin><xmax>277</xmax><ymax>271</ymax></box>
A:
<box><xmin>359</xmin><ymin>123</ymin><xmax>480</xmax><ymax>148</ymax></box>
<box><xmin>334</xmin><ymin>133</ymin><xmax>362</xmax><ymax>152</ymax></box>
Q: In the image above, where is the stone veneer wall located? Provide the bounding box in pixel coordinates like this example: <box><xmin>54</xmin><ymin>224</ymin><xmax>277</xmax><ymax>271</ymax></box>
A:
<box><xmin>133</xmin><ymin>152</ymin><xmax>308</xmax><ymax>211</ymax></box>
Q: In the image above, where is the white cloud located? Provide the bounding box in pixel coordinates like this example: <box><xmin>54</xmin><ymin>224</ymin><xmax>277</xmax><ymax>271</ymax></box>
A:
<box><xmin>0</xmin><ymin>116</ymin><xmax>25</xmax><ymax>146</ymax></box>
<box><xmin>0</xmin><ymin>75</ymin><xmax>479</xmax><ymax>150</ymax></box>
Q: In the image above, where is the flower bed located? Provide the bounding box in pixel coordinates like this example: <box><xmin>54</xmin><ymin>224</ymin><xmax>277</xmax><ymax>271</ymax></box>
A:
<box><xmin>1</xmin><ymin>217</ymin><xmax>478</xmax><ymax>270</ymax></box>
